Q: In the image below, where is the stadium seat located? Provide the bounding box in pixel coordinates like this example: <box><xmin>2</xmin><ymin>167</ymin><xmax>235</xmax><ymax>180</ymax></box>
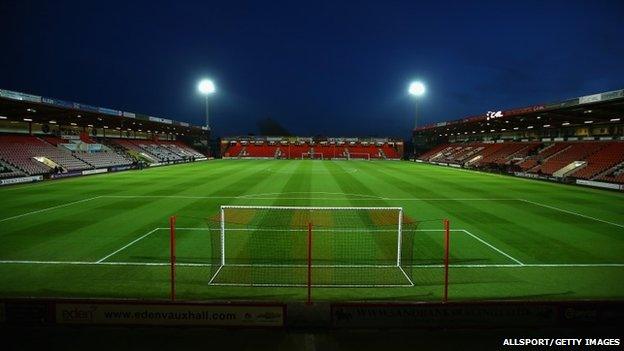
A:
<box><xmin>570</xmin><ymin>142</ymin><xmax>624</xmax><ymax>180</ymax></box>
<box><xmin>0</xmin><ymin>135</ymin><xmax>91</xmax><ymax>175</ymax></box>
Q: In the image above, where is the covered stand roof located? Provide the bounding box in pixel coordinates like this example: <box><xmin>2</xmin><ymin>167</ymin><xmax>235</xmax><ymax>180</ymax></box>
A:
<box><xmin>414</xmin><ymin>89</ymin><xmax>624</xmax><ymax>137</ymax></box>
<box><xmin>0</xmin><ymin>89</ymin><xmax>208</xmax><ymax>137</ymax></box>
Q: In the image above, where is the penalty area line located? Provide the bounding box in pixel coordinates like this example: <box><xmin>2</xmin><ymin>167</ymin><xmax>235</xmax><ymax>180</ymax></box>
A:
<box><xmin>0</xmin><ymin>196</ymin><xmax>101</xmax><ymax>223</ymax></box>
<box><xmin>96</xmin><ymin>228</ymin><xmax>160</xmax><ymax>263</ymax></box>
<box><xmin>461</xmin><ymin>229</ymin><xmax>525</xmax><ymax>266</ymax></box>
<box><xmin>519</xmin><ymin>199</ymin><xmax>624</xmax><ymax>229</ymax></box>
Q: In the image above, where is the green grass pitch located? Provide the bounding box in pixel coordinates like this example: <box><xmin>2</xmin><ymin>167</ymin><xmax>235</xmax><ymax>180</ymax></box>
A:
<box><xmin>1</xmin><ymin>159</ymin><xmax>623</xmax><ymax>302</ymax></box>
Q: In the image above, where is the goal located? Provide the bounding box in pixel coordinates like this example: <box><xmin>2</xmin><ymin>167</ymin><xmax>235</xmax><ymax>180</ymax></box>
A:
<box><xmin>348</xmin><ymin>152</ymin><xmax>370</xmax><ymax>160</ymax></box>
<box><xmin>205</xmin><ymin>205</ymin><xmax>417</xmax><ymax>289</ymax></box>
<box><xmin>301</xmin><ymin>152</ymin><xmax>323</xmax><ymax>160</ymax></box>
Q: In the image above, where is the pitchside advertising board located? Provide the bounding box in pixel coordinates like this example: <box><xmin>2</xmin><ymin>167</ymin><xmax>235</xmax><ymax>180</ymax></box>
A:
<box><xmin>0</xmin><ymin>175</ymin><xmax>43</xmax><ymax>186</ymax></box>
<box><xmin>0</xmin><ymin>300</ymin><xmax>284</xmax><ymax>327</ymax></box>
<box><xmin>56</xmin><ymin>303</ymin><xmax>284</xmax><ymax>327</ymax></box>
<box><xmin>331</xmin><ymin>303</ymin><xmax>557</xmax><ymax>328</ymax></box>
<box><xmin>330</xmin><ymin>302</ymin><xmax>624</xmax><ymax>328</ymax></box>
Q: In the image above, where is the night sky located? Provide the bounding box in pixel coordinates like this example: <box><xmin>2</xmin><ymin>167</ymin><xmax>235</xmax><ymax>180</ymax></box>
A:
<box><xmin>1</xmin><ymin>0</ymin><xmax>622</xmax><ymax>139</ymax></box>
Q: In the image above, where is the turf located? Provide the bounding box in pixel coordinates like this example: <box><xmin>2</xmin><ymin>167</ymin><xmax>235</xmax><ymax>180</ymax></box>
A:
<box><xmin>1</xmin><ymin>160</ymin><xmax>623</xmax><ymax>302</ymax></box>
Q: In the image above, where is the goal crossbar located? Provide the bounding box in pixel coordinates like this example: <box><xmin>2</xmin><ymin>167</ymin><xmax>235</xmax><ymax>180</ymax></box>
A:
<box><xmin>221</xmin><ymin>205</ymin><xmax>402</xmax><ymax>210</ymax></box>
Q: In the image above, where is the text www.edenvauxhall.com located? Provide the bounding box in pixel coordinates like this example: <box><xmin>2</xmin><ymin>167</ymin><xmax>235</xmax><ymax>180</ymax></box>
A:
<box><xmin>103</xmin><ymin>310</ymin><xmax>237</xmax><ymax>321</ymax></box>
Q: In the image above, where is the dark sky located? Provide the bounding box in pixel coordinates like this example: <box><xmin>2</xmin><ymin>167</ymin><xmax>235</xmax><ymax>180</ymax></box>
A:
<box><xmin>1</xmin><ymin>0</ymin><xmax>623</xmax><ymax>139</ymax></box>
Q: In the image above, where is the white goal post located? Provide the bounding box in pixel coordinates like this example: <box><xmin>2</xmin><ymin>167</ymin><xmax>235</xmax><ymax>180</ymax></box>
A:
<box><xmin>206</xmin><ymin>205</ymin><xmax>416</xmax><ymax>288</ymax></box>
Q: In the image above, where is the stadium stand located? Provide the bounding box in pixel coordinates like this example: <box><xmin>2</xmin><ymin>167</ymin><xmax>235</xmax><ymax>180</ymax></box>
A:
<box><xmin>0</xmin><ymin>135</ymin><xmax>206</xmax><ymax>180</ymax></box>
<box><xmin>162</xmin><ymin>141</ymin><xmax>205</xmax><ymax>159</ymax></box>
<box><xmin>482</xmin><ymin>142</ymin><xmax>538</xmax><ymax>165</ymax></box>
<box><xmin>223</xmin><ymin>139</ymin><xmax>403</xmax><ymax>160</ymax></box>
<box><xmin>245</xmin><ymin>144</ymin><xmax>278</xmax><ymax>158</ymax></box>
<box><xmin>518</xmin><ymin>143</ymin><xmax>569</xmax><ymax>171</ymax></box>
<box><xmin>140</xmin><ymin>142</ymin><xmax>184</xmax><ymax>162</ymax></box>
<box><xmin>381</xmin><ymin>143</ymin><xmax>401</xmax><ymax>159</ymax></box>
<box><xmin>416</xmin><ymin>143</ymin><xmax>451</xmax><ymax>161</ymax></box>
<box><xmin>289</xmin><ymin>144</ymin><xmax>312</xmax><ymax>158</ymax></box>
<box><xmin>0</xmin><ymin>159</ymin><xmax>25</xmax><ymax>179</ymax></box>
<box><xmin>0</xmin><ymin>135</ymin><xmax>91</xmax><ymax>175</ymax></box>
<box><xmin>223</xmin><ymin>142</ymin><xmax>244</xmax><ymax>157</ymax></box>
<box><xmin>531</xmin><ymin>142</ymin><xmax>606</xmax><ymax>176</ymax></box>
<box><xmin>73</xmin><ymin>151</ymin><xmax>134</xmax><ymax>169</ymax></box>
<box><xmin>417</xmin><ymin>140</ymin><xmax>624</xmax><ymax>184</ymax></box>
<box><xmin>599</xmin><ymin>164</ymin><xmax>624</xmax><ymax>184</ymax></box>
<box><xmin>569</xmin><ymin>142</ymin><xmax>624</xmax><ymax>180</ymax></box>
<box><xmin>110</xmin><ymin>139</ymin><xmax>161</xmax><ymax>162</ymax></box>
<box><xmin>111</xmin><ymin>138</ymin><xmax>205</xmax><ymax>163</ymax></box>
<box><xmin>41</xmin><ymin>136</ymin><xmax>65</xmax><ymax>146</ymax></box>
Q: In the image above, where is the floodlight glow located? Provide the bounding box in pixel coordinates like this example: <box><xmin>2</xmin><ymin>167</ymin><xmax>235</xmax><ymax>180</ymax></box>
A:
<box><xmin>198</xmin><ymin>79</ymin><xmax>216</xmax><ymax>95</ymax></box>
<box><xmin>408</xmin><ymin>81</ymin><xmax>426</xmax><ymax>96</ymax></box>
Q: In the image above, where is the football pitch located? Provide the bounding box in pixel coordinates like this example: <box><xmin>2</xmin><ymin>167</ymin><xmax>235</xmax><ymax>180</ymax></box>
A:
<box><xmin>1</xmin><ymin>159</ymin><xmax>623</xmax><ymax>302</ymax></box>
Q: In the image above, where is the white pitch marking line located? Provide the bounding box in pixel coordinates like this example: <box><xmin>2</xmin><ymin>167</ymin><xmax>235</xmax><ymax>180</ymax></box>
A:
<box><xmin>461</xmin><ymin>229</ymin><xmax>525</xmax><ymax>266</ymax></box>
<box><xmin>405</xmin><ymin>263</ymin><xmax>624</xmax><ymax>268</ymax></box>
<box><xmin>208</xmin><ymin>283</ymin><xmax>412</xmax><ymax>288</ymax></box>
<box><xmin>0</xmin><ymin>260</ymin><xmax>622</xmax><ymax>268</ymax></box>
<box><xmin>398</xmin><ymin>266</ymin><xmax>415</xmax><ymax>286</ymax></box>
<box><xmin>519</xmin><ymin>199</ymin><xmax>624</xmax><ymax>229</ymax></box>
<box><xmin>96</xmin><ymin>228</ymin><xmax>160</xmax><ymax>263</ymax></box>
<box><xmin>170</xmin><ymin>228</ymin><xmax>463</xmax><ymax>233</ymax></box>
<box><xmin>237</xmin><ymin>191</ymin><xmax>385</xmax><ymax>200</ymax></box>
<box><xmin>99</xmin><ymin>195</ymin><xmax>516</xmax><ymax>201</ymax></box>
<box><xmin>0</xmin><ymin>260</ymin><xmax>208</xmax><ymax>267</ymax></box>
<box><xmin>208</xmin><ymin>264</ymin><xmax>224</xmax><ymax>285</ymax></box>
<box><xmin>0</xmin><ymin>196</ymin><xmax>101</xmax><ymax>223</ymax></box>
<box><xmin>224</xmin><ymin>263</ymin><xmax>399</xmax><ymax>268</ymax></box>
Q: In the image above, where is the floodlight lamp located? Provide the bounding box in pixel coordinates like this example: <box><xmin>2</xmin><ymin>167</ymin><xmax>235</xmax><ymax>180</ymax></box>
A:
<box><xmin>408</xmin><ymin>81</ymin><xmax>425</xmax><ymax>96</ymax></box>
<box><xmin>198</xmin><ymin>79</ymin><xmax>216</xmax><ymax>95</ymax></box>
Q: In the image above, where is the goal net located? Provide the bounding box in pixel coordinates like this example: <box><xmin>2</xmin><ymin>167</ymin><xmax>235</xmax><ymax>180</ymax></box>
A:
<box><xmin>348</xmin><ymin>152</ymin><xmax>370</xmax><ymax>160</ymax></box>
<box><xmin>301</xmin><ymin>152</ymin><xmax>323</xmax><ymax>160</ymax></box>
<box><xmin>205</xmin><ymin>206</ymin><xmax>417</xmax><ymax>288</ymax></box>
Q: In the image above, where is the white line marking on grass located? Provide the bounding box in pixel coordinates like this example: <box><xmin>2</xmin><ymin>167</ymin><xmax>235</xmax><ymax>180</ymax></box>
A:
<box><xmin>208</xmin><ymin>264</ymin><xmax>224</xmax><ymax>284</ymax></box>
<box><xmin>409</xmin><ymin>263</ymin><xmax>624</xmax><ymax>268</ymax></box>
<box><xmin>398</xmin><ymin>266</ymin><xmax>415</xmax><ymax>286</ymax></box>
<box><xmin>519</xmin><ymin>199</ymin><xmax>624</xmax><ymax>228</ymax></box>
<box><xmin>169</xmin><ymin>227</ymin><xmax>464</xmax><ymax>233</ymax></box>
<box><xmin>237</xmin><ymin>191</ymin><xmax>385</xmax><ymax>199</ymax></box>
<box><xmin>0</xmin><ymin>260</ymin><xmax>212</xmax><ymax>267</ymax></box>
<box><xmin>225</xmin><ymin>263</ymin><xmax>399</xmax><ymax>268</ymax></box>
<box><xmin>208</xmin><ymin>282</ymin><xmax>411</xmax><ymax>288</ymax></box>
<box><xmin>99</xmin><ymin>195</ymin><xmax>516</xmax><ymax>201</ymax></box>
<box><xmin>0</xmin><ymin>260</ymin><xmax>622</xmax><ymax>268</ymax></box>
<box><xmin>96</xmin><ymin>228</ymin><xmax>160</xmax><ymax>263</ymax></box>
<box><xmin>461</xmin><ymin>229</ymin><xmax>525</xmax><ymax>266</ymax></box>
<box><xmin>0</xmin><ymin>196</ymin><xmax>101</xmax><ymax>223</ymax></box>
